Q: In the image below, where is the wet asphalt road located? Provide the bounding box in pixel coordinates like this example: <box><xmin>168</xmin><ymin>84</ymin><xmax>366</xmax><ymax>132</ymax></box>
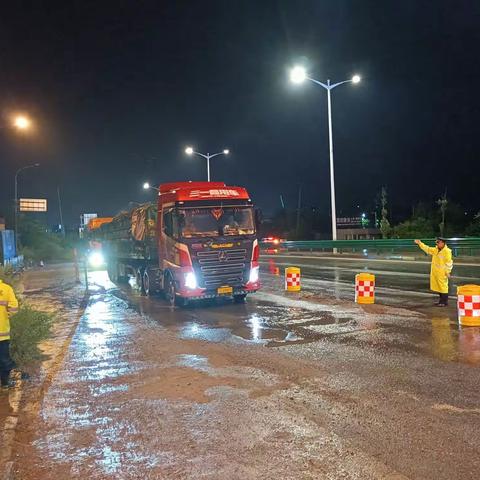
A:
<box><xmin>6</xmin><ymin>266</ymin><xmax>480</xmax><ymax>479</ymax></box>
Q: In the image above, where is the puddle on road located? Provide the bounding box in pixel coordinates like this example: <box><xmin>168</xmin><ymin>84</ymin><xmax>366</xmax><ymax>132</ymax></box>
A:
<box><xmin>176</xmin><ymin>354</ymin><xmax>211</xmax><ymax>372</ymax></box>
<box><xmin>175</xmin><ymin>303</ymin><xmax>326</xmax><ymax>346</ymax></box>
<box><xmin>87</xmin><ymin>269</ymin><xmax>480</xmax><ymax>364</ymax></box>
<box><xmin>430</xmin><ymin>317</ymin><xmax>480</xmax><ymax>365</ymax></box>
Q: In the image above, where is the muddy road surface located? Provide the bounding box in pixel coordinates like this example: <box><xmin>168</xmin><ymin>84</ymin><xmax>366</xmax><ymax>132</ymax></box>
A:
<box><xmin>3</xmin><ymin>267</ymin><xmax>480</xmax><ymax>479</ymax></box>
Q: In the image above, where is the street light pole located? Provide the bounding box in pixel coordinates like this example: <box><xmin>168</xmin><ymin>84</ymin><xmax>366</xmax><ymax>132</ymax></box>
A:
<box><xmin>206</xmin><ymin>153</ymin><xmax>211</xmax><ymax>182</ymax></box>
<box><xmin>326</xmin><ymin>80</ymin><xmax>337</xmax><ymax>241</ymax></box>
<box><xmin>14</xmin><ymin>163</ymin><xmax>40</xmax><ymax>254</ymax></box>
<box><xmin>290</xmin><ymin>67</ymin><xmax>361</xmax><ymax>245</ymax></box>
<box><xmin>185</xmin><ymin>147</ymin><xmax>229</xmax><ymax>182</ymax></box>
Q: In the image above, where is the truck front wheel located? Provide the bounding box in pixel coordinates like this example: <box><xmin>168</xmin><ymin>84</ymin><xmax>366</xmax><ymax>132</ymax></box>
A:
<box><xmin>164</xmin><ymin>273</ymin><xmax>187</xmax><ymax>307</ymax></box>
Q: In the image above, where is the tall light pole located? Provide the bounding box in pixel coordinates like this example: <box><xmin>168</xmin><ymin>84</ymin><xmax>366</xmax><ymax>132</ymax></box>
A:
<box><xmin>290</xmin><ymin>66</ymin><xmax>361</xmax><ymax>244</ymax></box>
<box><xmin>184</xmin><ymin>147</ymin><xmax>229</xmax><ymax>182</ymax></box>
<box><xmin>14</xmin><ymin>163</ymin><xmax>40</xmax><ymax>253</ymax></box>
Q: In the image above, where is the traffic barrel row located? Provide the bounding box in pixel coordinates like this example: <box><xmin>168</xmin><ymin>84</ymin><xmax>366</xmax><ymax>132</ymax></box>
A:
<box><xmin>280</xmin><ymin>266</ymin><xmax>480</xmax><ymax>326</ymax></box>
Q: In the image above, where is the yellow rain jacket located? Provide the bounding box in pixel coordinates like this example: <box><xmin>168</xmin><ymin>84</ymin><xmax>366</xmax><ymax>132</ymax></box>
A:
<box><xmin>417</xmin><ymin>242</ymin><xmax>453</xmax><ymax>294</ymax></box>
<box><xmin>0</xmin><ymin>279</ymin><xmax>19</xmax><ymax>341</ymax></box>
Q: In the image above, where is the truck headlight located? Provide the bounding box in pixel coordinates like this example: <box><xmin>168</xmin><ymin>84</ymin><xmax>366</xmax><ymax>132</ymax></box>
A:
<box><xmin>184</xmin><ymin>272</ymin><xmax>197</xmax><ymax>289</ymax></box>
<box><xmin>249</xmin><ymin>266</ymin><xmax>259</xmax><ymax>283</ymax></box>
<box><xmin>89</xmin><ymin>252</ymin><xmax>104</xmax><ymax>268</ymax></box>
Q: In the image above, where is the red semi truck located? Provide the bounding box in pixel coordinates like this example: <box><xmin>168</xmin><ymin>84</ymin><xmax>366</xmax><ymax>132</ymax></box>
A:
<box><xmin>92</xmin><ymin>181</ymin><xmax>260</xmax><ymax>305</ymax></box>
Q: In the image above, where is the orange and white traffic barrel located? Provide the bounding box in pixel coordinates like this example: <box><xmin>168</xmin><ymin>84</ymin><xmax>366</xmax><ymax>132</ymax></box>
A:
<box><xmin>285</xmin><ymin>267</ymin><xmax>301</xmax><ymax>292</ymax></box>
<box><xmin>355</xmin><ymin>273</ymin><xmax>375</xmax><ymax>304</ymax></box>
<box><xmin>457</xmin><ymin>285</ymin><xmax>480</xmax><ymax>327</ymax></box>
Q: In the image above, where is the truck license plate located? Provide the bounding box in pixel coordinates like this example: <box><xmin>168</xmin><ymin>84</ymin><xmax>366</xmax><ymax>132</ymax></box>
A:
<box><xmin>217</xmin><ymin>286</ymin><xmax>233</xmax><ymax>295</ymax></box>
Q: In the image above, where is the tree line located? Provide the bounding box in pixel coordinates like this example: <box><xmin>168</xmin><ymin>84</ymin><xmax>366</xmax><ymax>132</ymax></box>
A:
<box><xmin>265</xmin><ymin>187</ymin><xmax>480</xmax><ymax>240</ymax></box>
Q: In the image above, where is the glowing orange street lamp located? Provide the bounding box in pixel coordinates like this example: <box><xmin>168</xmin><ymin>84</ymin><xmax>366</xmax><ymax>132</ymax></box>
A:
<box><xmin>13</xmin><ymin>115</ymin><xmax>32</xmax><ymax>130</ymax></box>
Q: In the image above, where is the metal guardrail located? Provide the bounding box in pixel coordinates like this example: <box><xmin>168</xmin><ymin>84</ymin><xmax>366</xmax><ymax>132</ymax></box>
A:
<box><xmin>261</xmin><ymin>238</ymin><xmax>480</xmax><ymax>257</ymax></box>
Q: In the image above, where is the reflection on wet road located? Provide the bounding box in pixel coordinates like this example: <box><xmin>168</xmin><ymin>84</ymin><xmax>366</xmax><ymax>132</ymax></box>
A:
<box><xmin>9</xmin><ymin>268</ymin><xmax>480</xmax><ymax>480</ymax></box>
<box><xmin>92</xmin><ymin>269</ymin><xmax>480</xmax><ymax>366</ymax></box>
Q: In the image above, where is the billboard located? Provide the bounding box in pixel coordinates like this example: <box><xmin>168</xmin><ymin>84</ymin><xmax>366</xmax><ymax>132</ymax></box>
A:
<box><xmin>19</xmin><ymin>198</ymin><xmax>47</xmax><ymax>212</ymax></box>
<box><xmin>80</xmin><ymin>213</ymin><xmax>98</xmax><ymax>228</ymax></box>
<box><xmin>336</xmin><ymin>216</ymin><xmax>362</xmax><ymax>227</ymax></box>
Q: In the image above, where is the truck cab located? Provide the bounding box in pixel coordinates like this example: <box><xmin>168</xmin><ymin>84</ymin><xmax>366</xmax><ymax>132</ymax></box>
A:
<box><xmin>152</xmin><ymin>182</ymin><xmax>260</xmax><ymax>305</ymax></box>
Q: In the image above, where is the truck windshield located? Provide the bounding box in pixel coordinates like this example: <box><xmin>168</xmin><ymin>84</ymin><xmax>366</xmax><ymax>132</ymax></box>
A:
<box><xmin>179</xmin><ymin>207</ymin><xmax>255</xmax><ymax>238</ymax></box>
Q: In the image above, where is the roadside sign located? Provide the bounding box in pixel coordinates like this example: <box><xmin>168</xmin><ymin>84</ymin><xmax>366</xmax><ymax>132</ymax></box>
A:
<box><xmin>80</xmin><ymin>213</ymin><xmax>98</xmax><ymax>228</ymax></box>
<box><xmin>336</xmin><ymin>216</ymin><xmax>362</xmax><ymax>227</ymax></box>
<box><xmin>19</xmin><ymin>198</ymin><xmax>47</xmax><ymax>212</ymax></box>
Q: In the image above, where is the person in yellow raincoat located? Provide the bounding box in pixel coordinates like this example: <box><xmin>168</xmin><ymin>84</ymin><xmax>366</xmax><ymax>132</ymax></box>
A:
<box><xmin>0</xmin><ymin>279</ymin><xmax>19</xmax><ymax>388</ymax></box>
<box><xmin>414</xmin><ymin>237</ymin><xmax>453</xmax><ymax>306</ymax></box>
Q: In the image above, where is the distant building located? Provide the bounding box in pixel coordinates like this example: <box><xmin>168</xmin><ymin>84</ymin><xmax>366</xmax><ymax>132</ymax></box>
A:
<box><xmin>334</xmin><ymin>214</ymin><xmax>381</xmax><ymax>240</ymax></box>
<box><xmin>337</xmin><ymin>228</ymin><xmax>381</xmax><ymax>240</ymax></box>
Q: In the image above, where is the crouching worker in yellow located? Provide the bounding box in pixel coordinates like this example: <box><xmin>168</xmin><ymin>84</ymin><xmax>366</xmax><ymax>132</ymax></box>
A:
<box><xmin>0</xmin><ymin>279</ymin><xmax>19</xmax><ymax>388</ymax></box>
<box><xmin>414</xmin><ymin>237</ymin><xmax>453</xmax><ymax>307</ymax></box>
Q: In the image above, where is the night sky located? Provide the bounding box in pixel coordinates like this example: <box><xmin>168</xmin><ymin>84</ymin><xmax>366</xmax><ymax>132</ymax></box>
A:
<box><xmin>0</xmin><ymin>1</ymin><xmax>479</xmax><ymax>228</ymax></box>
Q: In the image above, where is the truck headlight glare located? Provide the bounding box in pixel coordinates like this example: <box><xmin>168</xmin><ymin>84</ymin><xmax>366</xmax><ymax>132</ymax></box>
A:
<box><xmin>89</xmin><ymin>252</ymin><xmax>104</xmax><ymax>268</ymax></box>
<box><xmin>249</xmin><ymin>266</ymin><xmax>259</xmax><ymax>283</ymax></box>
<box><xmin>185</xmin><ymin>272</ymin><xmax>197</xmax><ymax>289</ymax></box>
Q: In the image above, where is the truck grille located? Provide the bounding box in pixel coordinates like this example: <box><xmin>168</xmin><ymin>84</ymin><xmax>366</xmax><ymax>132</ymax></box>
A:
<box><xmin>196</xmin><ymin>249</ymin><xmax>247</xmax><ymax>289</ymax></box>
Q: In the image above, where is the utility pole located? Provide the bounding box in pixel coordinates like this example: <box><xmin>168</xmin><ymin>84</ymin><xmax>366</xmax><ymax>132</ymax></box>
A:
<box><xmin>437</xmin><ymin>188</ymin><xmax>448</xmax><ymax>237</ymax></box>
<box><xmin>14</xmin><ymin>163</ymin><xmax>40</xmax><ymax>253</ymax></box>
<box><xmin>296</xmin><ymin>184</ymin><xmax>302</xmax><ymax>237</ymax></box>
<box><xmin>57</xmin><ymin>186</ymin><xmax>65</xmax><ymax>238</ymax></box>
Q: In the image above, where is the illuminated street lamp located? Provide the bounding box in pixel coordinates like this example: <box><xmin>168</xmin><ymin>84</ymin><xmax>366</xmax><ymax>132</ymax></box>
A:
<box><xmin>13</xmin><ymin>115</ymin><xmax>32</xmax><ymax>131</ymax></box>
<box><xmin>14</xmin><ymin>163</ymin><xmax>40</xmax><ymax>253</ymax></box>
<box><xmin>290</xmin><ymin>66</ymin><xmax>361</xmax><ymax>245</ymax></box>
<box><xmin>143</xmin><ymin>182</ymin><xmax>159</xmax><ymax>192</ymax></box>
<box><xmin>184</xmin><ymin>147</ymin><xmax>229</xmax><ymax>182</ymax></box>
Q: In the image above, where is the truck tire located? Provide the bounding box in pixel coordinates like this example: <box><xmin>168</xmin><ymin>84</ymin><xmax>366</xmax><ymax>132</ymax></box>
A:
<box><xmin>136</xmin><ymin>267</ymin><xmax>146</xmax><ymax>295</ymax></box>
<box><xmin>107</xmin><ymin>261</ymin><xmax>126</xmax><ymax>284</ymax></box>
<box><xmin>107</xmin><ymin>262</ymin><xmax>117</xmax><ymax>283</ymax></box>
<box><xmin>143</xmin><ymin>269</ymin><xmax>152</xmax><ymax>296</ymax></box>
<box><xmin>117</xmin><ymin>263</ymin><xmax>129</xmax><ymax>284</ymax></box>
<box><xmin>164</xmin><ymin>273</ymin><xmax>188</xmax><ymax>307</ymax></box>
<box><xmin>144</xmin><ymin>268</ymin><xmax>161</xmax><ymax>296</ymax></box>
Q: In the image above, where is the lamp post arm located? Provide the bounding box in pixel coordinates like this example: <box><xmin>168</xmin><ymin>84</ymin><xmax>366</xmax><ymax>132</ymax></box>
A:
<box><xmin>330</xmin><ymin>79</ymin><xmax>353</xmax><ymax>89</ymax></box>
<box><xmin>308</xmin><ymin>78</ymin><xmax>352</xmax><ymax>90</ymax></box>
<box><xmin>307</xmin><ymin>78</ymin><xmax>329</xmax><ymax>89</ymax></box>
<box><xmin>206</xmin><ymin>151</ymin><xmax>227</xmax><ymax>160</ymax></box>
<box><xmin>191</xmin><ymin>151</ymin><xmax>209</xmax><ymax>160</ymax></box>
